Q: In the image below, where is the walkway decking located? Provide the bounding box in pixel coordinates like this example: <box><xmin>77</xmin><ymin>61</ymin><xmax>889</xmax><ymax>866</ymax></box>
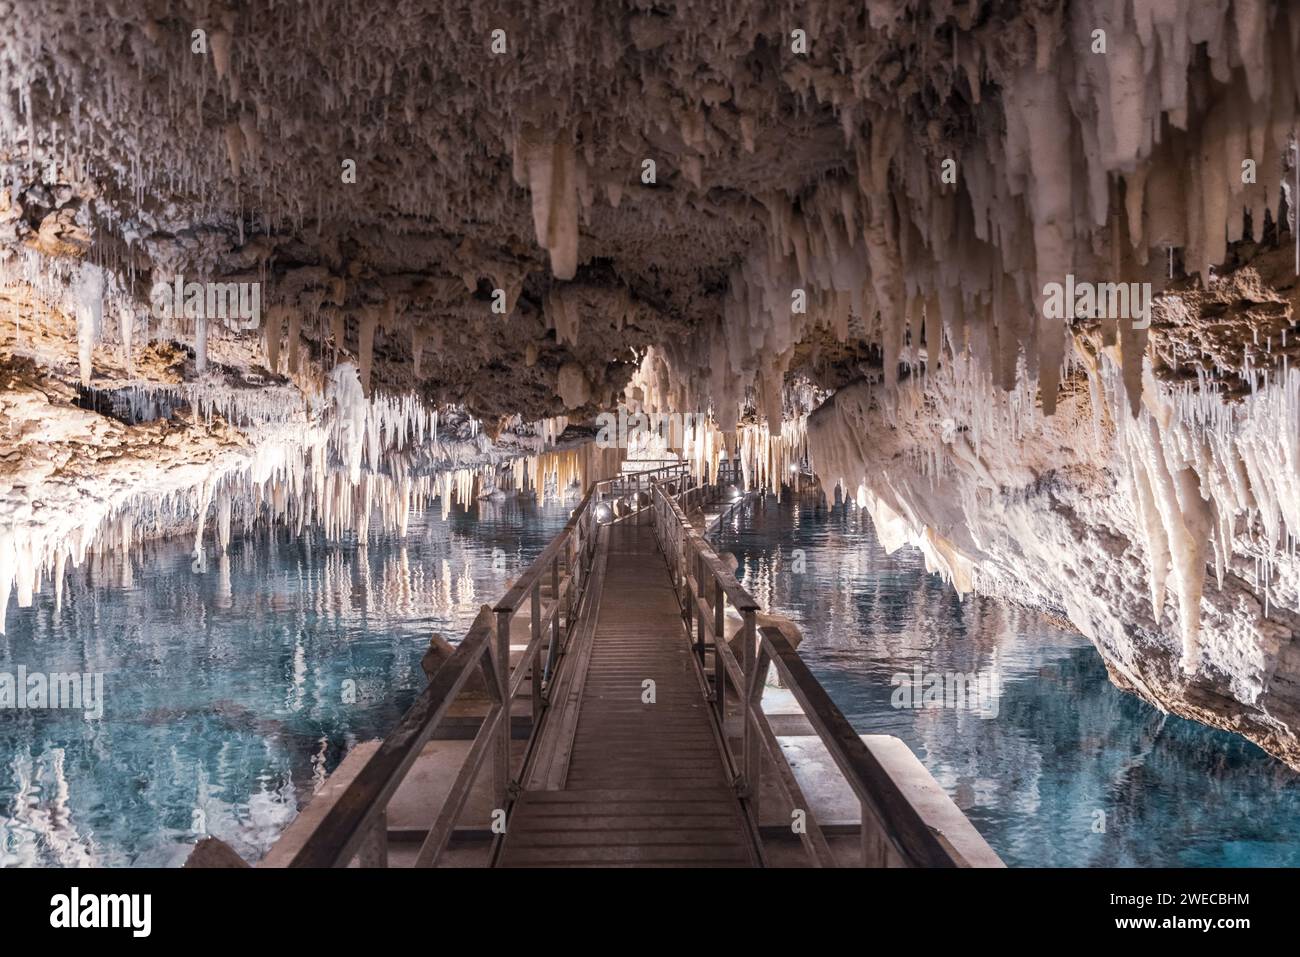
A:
<box><xmin>255</xmin><ymin>467</ymin><xmax>1002</xmax><ymax>870</ymax></box>
<box><xmin>498</xmin><ymin>523</ymin><xmax>757</xmax><ymax>867</ymax></box>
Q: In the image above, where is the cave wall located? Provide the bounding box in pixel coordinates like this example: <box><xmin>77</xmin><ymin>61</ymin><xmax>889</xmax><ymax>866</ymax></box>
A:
<box><xmin>0</xmin><ymin>1</ymin><xmax>1298</xmax><ymax>756</ymax></box>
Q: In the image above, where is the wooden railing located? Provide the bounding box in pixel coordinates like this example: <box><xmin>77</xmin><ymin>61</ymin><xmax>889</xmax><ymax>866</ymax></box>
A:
<box><xmin>589</xmin><ymin>460</ymin><xmax>694</xmax><ymax>523</ymax></box>
<box><xmin>651</xmin><ymin>477</ymin><xmax>968</xmax><ymax>868</ymax></box>
<box><xmin>280</xmin><ymin>456</ymin><xmax>966</xmax><ymax>869</ymax></box>
<box><xmin>285</xmin><ymin>478</ymin><xmax>608</xmax><ymax>867</ymax></box>
<box><xmin>280</xmin><ymin>457</ymin><xmax>726</xmax><ymax>868</ymax></box>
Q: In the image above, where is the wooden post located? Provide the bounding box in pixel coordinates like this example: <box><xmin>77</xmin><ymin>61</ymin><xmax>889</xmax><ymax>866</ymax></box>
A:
<box><xmin>742</xmin><ymin>609</ymin><xmax>760</xmax><ymax>807</ymax></box>
<box><xmin>680</xmin><ymin>536</ymin><xmax>689</xmax><ymax>594</ymax></box>
<box><xmin>358</xmin><ymin>809</ymin><xmax>387</xmax><ymax>868</ymax></box>
<box><xmin>683</xmin><ymin>556</ymin><xmax>694</xmax><ymax>643</ymax></box>
<box><xmin>695</xmin><ymin>552</ymin><xmax>706</xmax><ymax>655</ymax></box>
<box><xmin>713</xmin><ymin>626</ymin><xmax>725</xmax><ymax>712</ymax></box>
<box><xmin>551</xmin><ymin>554</ymin><xmax>561</xmax><ymax>648</ymax></box>
<box><xmin>564</xmin><ymin>540</ymin><xmax>574</xmax><ymax>633</ymax></box>
<box><xmin>861</xmin><ymin>799</ymin><xmax>888</xmax><ymax>867</ymax></box>
<box><xmin>712</xmin><ymin>579</ymin><xmax>724</xmax><ymax>665</ymax></box>
<box><xmin>682</xmin><ymin>529</ymin><xmax>688</xmax><ymax>587</ymax></box>
<box><xmin>495</xmin><ymin>610</ymin><xmax>512</xmax><ymax>805</ymax></box>
<box><xmin>531</xmin><ymin>582</ymin><xmax>543</xmax><ymax>717</ymax></box>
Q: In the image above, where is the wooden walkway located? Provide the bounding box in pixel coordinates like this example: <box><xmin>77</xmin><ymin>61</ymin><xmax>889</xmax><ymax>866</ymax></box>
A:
<box><xmin>497</xmin><ymin>522</ymin><xmax>758</xmax><ymax>867</ymax></box>
<box><xmin>260</xmin><ymin>467</ymin><xmax>1000</xmax><ymax>870</ymax></box>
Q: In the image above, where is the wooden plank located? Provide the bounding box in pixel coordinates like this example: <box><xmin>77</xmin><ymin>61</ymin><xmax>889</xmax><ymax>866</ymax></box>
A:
<box><xmin>494</xmin><ymin>610</ymin><xmax>511</xmax><ymax>805</ymax></box>
<box><xmin>504</xmin><ymin>830</ymin><xmax>748</xmax><ymax>846</ymax></box>
<box><xmin>514</xmin><ymin>806</ymin><xmax>741</xmax><ymax>820</ymax></box>
<box><xmin>497</xmin><ymin>521</ymin><xmax>758</xmax><ymax>868</ymax></box>
<box><xmin>518</xmin><ymin>525</ymin><xmax>610</xmax><ymax>791</ymax></box>
<box><xmin>498</xmin><ymin>845</ymin><xmax>751</xmax><ymax>865</ymax></box>
<box><xmin>518</xmin><ymin>787</ymin><xmax>734</xmax><ymax>801</ymax></box>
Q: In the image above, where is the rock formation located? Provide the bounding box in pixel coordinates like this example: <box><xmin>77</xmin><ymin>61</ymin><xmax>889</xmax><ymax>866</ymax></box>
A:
<box><xmin>1</xmin><ymin>1</ymin><xmax>1299</xmax><ymax>764</ymax></box>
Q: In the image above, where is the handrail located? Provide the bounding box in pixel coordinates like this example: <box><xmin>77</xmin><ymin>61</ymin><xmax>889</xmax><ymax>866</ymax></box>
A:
<box><xmin>286</xmin><ymin>611</ymin><xmax>499</xmax><ymax>867</ymax></box>
<box><xmin>280</xmin><ymin>457</ymin><xmax>699</xmax><ymax>868</ymax></box>
<box><xmin>495</xmin><ymin>484</ymin><xmax>596</xmax><ymax>613</ymax></box>
<box><xmin>759</xmin><ymin>626</ymin><xmax>961</xmax><ymax>867</ymax></box>
<box><xmin>649</xmin><ymin>473</ymin><xmax>969</xmax><ymax>868</ymax></box>
<box><xmin>286</xmin><ymin>464</ymin><xmax>627</xmax><ymax>867</ymax></box>
<box><xmin>655</xmin><ymin>478</ymin><xmax>757</xmax><ymax>612</ymax></box>
<box><xmin>278</xmin><ymin>454</ymin><xmax>960</xmax><ymax>869</ymax></box>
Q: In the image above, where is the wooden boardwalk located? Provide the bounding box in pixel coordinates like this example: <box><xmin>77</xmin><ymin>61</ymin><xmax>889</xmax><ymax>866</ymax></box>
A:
<box><xmin>261</xmin><ymin>467</ymin><xmax>1000</xmax><ymax>870</ymax></box>
<box><xmin>497</xmin><ymin>522</ymin><xmax>758</xmax><ymax>867</ymax></box>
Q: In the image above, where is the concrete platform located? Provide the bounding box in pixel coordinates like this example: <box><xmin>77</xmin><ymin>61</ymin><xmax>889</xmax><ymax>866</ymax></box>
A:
<box><xmin>723</xmin><ymin>685</ymin><xmax>1002</xmax><ymax>867</ymax></box>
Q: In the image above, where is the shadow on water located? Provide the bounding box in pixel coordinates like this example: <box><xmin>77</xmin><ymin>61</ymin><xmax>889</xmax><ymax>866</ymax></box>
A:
<box><xmin>711</xmin><ymin>492</ymin><xmax>1300</xmax><ymax>868</ymax></box>
<box><xmin>0</xmin><ymin>495</ymin><xmax>571</xmax><ymax>867</ymax></box>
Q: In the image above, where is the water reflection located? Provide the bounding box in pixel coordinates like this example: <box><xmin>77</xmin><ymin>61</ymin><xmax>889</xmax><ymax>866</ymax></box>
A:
<box><xmin>713</xmin><ymin>493</ymin><xmax>1300</xmax><ymax>867</ymax></box>
<box><xmin>0</xmin><ymin>495</ymin><xmax>571</xmax><ymax>867</ymax></box>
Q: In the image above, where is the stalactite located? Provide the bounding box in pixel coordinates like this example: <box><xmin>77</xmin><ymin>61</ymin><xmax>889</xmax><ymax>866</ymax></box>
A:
<box><xmin>73</xmin><ymin>263</ymin><xmax>103</xmax><ymax>386</ymax></box>
<box><xmin>357</xmin><ymin>305</ymin><xmax>378</xmax><ymax>395</ymax></box>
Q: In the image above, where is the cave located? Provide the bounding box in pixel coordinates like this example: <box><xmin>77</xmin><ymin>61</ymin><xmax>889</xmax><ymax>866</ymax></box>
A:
<box><xmin>0</xmin><ymin>0</ymin><xmax>1295</xmax><ymax>906</ymax></box>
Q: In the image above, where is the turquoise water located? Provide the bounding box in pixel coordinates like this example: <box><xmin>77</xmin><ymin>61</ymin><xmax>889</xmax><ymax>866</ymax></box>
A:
<box><xmin>0</xmin><ymin>496</ymin><xmax>571</xmax><ymax>867</ymax></box>
<box><xmin>7</xmin><ymin>484</ymin><xmax>1295</xmax><ymax>869</ymax></box>
<box><xmin>712</xmin><ymin>493</ymin><xmax>1300</xmax><ymax>867</ymax></box>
